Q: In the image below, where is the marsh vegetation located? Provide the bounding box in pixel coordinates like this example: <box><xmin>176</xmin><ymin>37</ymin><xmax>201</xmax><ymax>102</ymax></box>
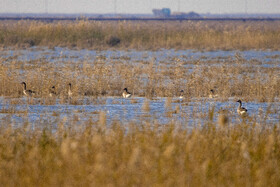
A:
<box><xmin>1</xmin><ymin>118</ymin><xmax>280</xmax><ymax>186</ymax></box>
<box><xmin>0</xmin><ymin>20</ymin><xmax>280</xmax><ymax>50</ymax></box>
<box><xmin>0</xmin><ymin>48</ymin><xmax>279</xmax><ymax>101</ymax></box>
<box><xmin>0</xmin><ymin>20</ymin><xmax>280</xmax><ymax>186</ymax></box>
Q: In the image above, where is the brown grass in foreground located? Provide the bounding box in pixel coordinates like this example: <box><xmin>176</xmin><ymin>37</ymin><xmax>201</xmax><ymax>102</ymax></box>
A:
<box><xmin>0</xmin><ymin>119</ymin><xmax>279</xmax><ymax>186</ymax></box>
<box><xmin>0</xmin><ymin>20</ymin><xmax>280</xmax><ymax>50</ymax></box>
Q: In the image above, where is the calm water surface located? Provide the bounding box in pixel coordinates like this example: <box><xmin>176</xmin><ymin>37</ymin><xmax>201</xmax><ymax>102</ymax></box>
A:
<box><xmin>0</xmin><ymin>97</ymin><xmax>279</xmax><ymax>128</ymax></box>
<box><xmin>1</xmin><ymin>47</ymin><xmax>280</xmax><ymax>67</ymax></box>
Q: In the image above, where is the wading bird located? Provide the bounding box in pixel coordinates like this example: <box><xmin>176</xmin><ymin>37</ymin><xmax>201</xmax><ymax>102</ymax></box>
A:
<box><xmin>21</xmin><ymin>82</ymin><xmax>35</xmax><ymax>97</ymax></box>
<box><xmin>209</xmin><ymin>89</ymin><xmax>218</xmax><ymax>98</ymax></box>
<box><xmin>49</xmin><ymin>86</ymin><xmax>57</xmax><ymax>97</ymax></box>
<box><xmin>68</xmin><ymin>83</ymin><xmax>73</xmax><ymax>97</ymax></box>
<box><xmin>237</xmin><ymin>100</ymin><xmax>248</xmax><ymax>116</ymax></box>
<box><xmin>179</xmin><ymin>90</ymin><xmax>184</xmax><ymax>99</ymax></box>
<box><xmin>122</xmin><ymin>88</ymin><xmax>132</xmax><ymax>98</ymax></box>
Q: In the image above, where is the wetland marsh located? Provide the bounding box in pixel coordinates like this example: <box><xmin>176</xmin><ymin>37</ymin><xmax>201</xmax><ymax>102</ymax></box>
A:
<box><xmin>0</xmin><ymin>20</ymin><xmax>280</xmax><ymax>186</ymax></box>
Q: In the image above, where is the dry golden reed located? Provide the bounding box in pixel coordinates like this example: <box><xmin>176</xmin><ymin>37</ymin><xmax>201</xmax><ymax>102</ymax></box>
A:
<box><xmin>142</xmin><ymin>99</ymin><xmax>150</xmax><ymax>112</ymax></box>
<box><xmin>0</xmin><ymin>119</ymin><xmax>279</xmax><ymax>186</ymax></box>
<box><xmin>0</xmin><ymin>20</ymin><xmax>280</xmax><ymax>50</ymax></box>
<box><xmin>165</xmin><ymin>97</ymin><xmax>172</xmax><ymax>109</ymax></box>
<box><xmin>99</xmin><ymin>111</ymin><xmax>106</xmax><ymax>126</ymax></box>
<box><xmin>0</xmin><ymin>55</ymin><xmax>279</xmax><ymax>102</ymax></box>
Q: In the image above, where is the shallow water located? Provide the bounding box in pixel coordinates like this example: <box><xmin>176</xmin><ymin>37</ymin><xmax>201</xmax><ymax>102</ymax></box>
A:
<box><xmin>1</xmin><ymin>47</ymin><xmax>280</xmax><ymax>67</ymax></box>
<box><xmin>0</xmin><ymin>97</ymin><xmax>279</xmax><ymax>128</ymax></box>
<box><xmin>0</xmin><ymin>47</ymin><xmax>279</xmax><ymax>128</ymax></box>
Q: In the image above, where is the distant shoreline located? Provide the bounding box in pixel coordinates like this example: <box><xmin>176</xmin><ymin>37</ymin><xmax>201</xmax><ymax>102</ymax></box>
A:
<box><xmin>0</xmin><ymin>16</ymin><xmax>280</xmax><ymax>22</ymax></box>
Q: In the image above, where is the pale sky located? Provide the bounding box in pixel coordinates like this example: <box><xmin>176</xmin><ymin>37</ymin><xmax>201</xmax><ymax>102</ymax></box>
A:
<box><xmin>0</xmin><ymin>0</ymin><xmax>279</xmax><ymax>14</ymax></box>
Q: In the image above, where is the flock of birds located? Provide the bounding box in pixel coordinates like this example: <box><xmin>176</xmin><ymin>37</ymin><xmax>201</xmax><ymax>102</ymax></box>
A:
<box><xmin>21</xmin><ymin>82</ymin><xmax>248</xmax><ymax>116</ymax></box>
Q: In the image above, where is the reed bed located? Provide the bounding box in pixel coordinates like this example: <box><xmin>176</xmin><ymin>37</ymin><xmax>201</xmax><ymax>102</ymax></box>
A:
<box><xmin>0</xmin><ymin>55</ymin><xmax>279</xmax><ymax>102</ymax></box>
<box><xmin>1</xmin><ymin>20</ymin><xmax>280</xmax><ymax>186</ymax></box>
<box><xmin>0</xmin><ymin>115</ymin><xmax>279</xmax><ymax>186</ymax></box>
<box><xmin>0</xmin><ymin>20</ymin><xmax>280</xmax><ymax>50</ymax></box>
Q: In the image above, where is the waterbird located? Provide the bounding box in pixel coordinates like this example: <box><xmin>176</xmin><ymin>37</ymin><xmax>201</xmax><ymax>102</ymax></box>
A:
<box><xmin>68</xmin><ymin>83</ymin><xmax>73</xmax><ymax>97</ymax></box>
<box><xmin>49</xmin><ymin>86</ymin><xmax>57</xmax><ymax>97</ymax></box>
<box><xmin>21</xmin><ymin>82</ymin><xmax>35</xmax><ymax>97</ymax></box>
<box><xmin>209</xmin><ymin>89</ymin><xmax>218</xmax><ymax>98</ymax></box>
<box><xmin>237</xmin><ymin>100</ymin><xmax>248</xmax><ymax>116</ymax></box>
<box><xmin>122</xmin><ymin>88</ymin><xmax>132</xmax><ymax>98</ymax></box>
<box><xmin>179</xmin><ymin>90</ymin><xmax>184</xmax><ymax>99</ymax></box>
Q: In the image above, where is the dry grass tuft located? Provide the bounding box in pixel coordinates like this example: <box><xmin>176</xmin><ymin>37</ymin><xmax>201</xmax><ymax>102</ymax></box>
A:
<box><xmin>99</xmin><ymin>111</ymin><xmax>107</xmax><ymax>126</ymax></box>
<box><xmin>165</xmin><ymin>97</ymin><xmax>172</xmax><ymax>109</ymax></box>
<box><xmin>0</xmin><ymin>118</ymin><xmax>279</xmax><ymax>186</ymax></box>
<box><xmin>142</xmin><ymin>99</ymin><xmax>150</xmax><ymax>112</ymax></box>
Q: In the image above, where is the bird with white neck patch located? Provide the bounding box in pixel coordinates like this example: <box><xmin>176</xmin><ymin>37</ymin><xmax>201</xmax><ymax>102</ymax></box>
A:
<box><xmin>237</xmin><ymin>100</ymin><xmax>248</xmax><ymax>116</ymax></box>
<box><xmin>21</xmin><ymin>82</ymin><xmax>35</xmax><ymax>97</ymax></box>
<box><xmin>122</xmin><ymin>88</ymin><xmax>132</xmax><ymax>98</ymax></box>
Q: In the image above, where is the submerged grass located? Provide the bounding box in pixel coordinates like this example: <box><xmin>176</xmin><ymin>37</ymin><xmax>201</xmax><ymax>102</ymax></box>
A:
<box><xmin>0</xmin><ymin>20</ymin><xmax>280</xmax><ymax>50</ymax></box>
<box><xmin>0</xmin><ymin>118</ymin><xmax>280</xmax><ymax>186</ymax></box>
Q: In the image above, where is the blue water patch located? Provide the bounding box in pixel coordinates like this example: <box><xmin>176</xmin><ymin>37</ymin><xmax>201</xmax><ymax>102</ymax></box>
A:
<box><xmin>0</xmin><ymin>97</ymin><xmax>279</xmax><ymax>128</ymax></box>
<box><xmin>1</xmin><ymin>47</ymin><xmax>280</xmax><ymax>67</ymax></box>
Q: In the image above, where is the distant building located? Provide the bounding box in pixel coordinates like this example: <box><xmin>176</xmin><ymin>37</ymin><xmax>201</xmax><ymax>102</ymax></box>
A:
<box><xmin>152</xmin><ymin>8</ymin><xmax>200</xmax><ymax>18</ymax></box>
<box><xmin>152</xmin><ymin>8</ymin><xmax>171</xmax><ymax>17</ymax></box>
